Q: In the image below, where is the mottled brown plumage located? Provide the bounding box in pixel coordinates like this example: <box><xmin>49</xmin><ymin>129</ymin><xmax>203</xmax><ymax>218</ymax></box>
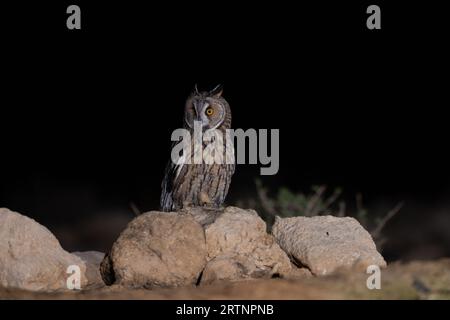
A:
<box><xmin>160</xmin><ymin>85</ymin><xmax>235</xmax><ymax>212</ymax></box>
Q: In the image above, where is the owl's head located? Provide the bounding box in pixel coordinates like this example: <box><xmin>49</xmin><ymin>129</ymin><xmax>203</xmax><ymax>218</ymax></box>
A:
<box><xmin>184</xmin><ymin>84</ymin><xmax>231</xmax><ymax>130</ymax></box>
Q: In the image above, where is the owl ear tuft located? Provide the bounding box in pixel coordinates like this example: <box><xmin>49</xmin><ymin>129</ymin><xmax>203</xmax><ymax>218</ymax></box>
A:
<box><xmin>210</xmin><ymin>84</ymin><xmax>223</xmax><ymax>98</ymax></box>
<box><xmin>193</xmin><ymin>83</ymin><xmax>200</xmax><ymax>95</ymax></box>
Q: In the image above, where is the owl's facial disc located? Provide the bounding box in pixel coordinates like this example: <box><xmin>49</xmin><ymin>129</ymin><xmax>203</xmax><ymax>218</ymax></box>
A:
<box><xmin>193</xmin><ymin>99</ymin><xmax>224</xmax><ymax>130</ymax></box>
<box><xmin>205</xmin><ymin>101</ymin><xmax>226</xmax><ymax>130</ymax></box>
<box><xmin>192</xmin><ymin>99</ymin><xmax>209</xmax><ymax>126</ymax></box>
<box><xmin>185</xmin><ymin>94</ymin><xmax>227</xmax><ymax>130</ymax></box>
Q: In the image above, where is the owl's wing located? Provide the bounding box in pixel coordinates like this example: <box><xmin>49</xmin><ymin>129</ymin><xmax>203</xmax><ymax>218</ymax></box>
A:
<box><xmin>160</xmin><ymin>139</ymin><xmax>189</xmax><ymax>211</ymax></box>
<box><xmin>160</xmin><ymin>159</ymin><xmax>176</xmax><ymax>211</ymax></box>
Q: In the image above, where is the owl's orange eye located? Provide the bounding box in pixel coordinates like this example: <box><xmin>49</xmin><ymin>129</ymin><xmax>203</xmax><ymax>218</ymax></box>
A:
<box><xmin>205</xmin><ymin>107</ymin><xmax>214</xmax><ymax>116</ymax></box>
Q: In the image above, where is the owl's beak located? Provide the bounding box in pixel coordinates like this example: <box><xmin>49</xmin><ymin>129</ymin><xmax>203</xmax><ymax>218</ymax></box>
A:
<box><xmin>193</xmin><ymin>102</ymin><xmax>203</xmax><ymax>121</ymax></box>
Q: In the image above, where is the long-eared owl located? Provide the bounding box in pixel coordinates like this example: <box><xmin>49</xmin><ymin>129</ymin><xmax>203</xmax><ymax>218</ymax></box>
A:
<box><xmin>160</xmin><ymin>85</ymin><xmax>235</xmax><ymax>212</ymax></box>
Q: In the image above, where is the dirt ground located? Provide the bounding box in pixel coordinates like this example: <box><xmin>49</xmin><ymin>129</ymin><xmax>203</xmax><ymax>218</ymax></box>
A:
<box><xmin>1</xmin><ymin>259</ymin><xmax>449</xmax><ymax>300</ymax></box>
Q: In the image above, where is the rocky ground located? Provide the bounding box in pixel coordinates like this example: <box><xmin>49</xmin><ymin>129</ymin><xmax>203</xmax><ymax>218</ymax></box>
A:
<box><xmin>1</xmin><ymin>207</ymin><xmax>449</xmax><ymax>300</ymax></box>
<box><xmin>1</xmin><ymin>259</ymin><xmax>449</xmax><ymax>299</ymax></box>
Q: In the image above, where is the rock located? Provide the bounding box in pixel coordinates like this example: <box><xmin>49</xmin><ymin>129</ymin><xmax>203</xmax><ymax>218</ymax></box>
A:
<box><xmin>102</xmin><ymin>207</ymin><xmax>292</xmax><ymax>287</ymax></box>
<box><xmin>100</xmin><ymin>211</ymin><xmax>206</xmax><ymax>288</ymax></box>
<box><xmin>199</xmin><ymin>207</ymin><xmax>291</xmax><ymax>284</ymax></box>
<box><xmin>282</xmin><ymin>264</ymin><xmax>313</xmax><ymax>279</ymax></box>
<box><xmin>200</xmin><ymin>255</ymin><xmax>250</xmax><ymax>285</ymax></box>
<box><xmin>272</xmin><ymin>215</ymin><xmax>386</xmax><ymax>275</ymax></box>
<box><xmin>184</xmin><ymin>207</ymin><xmax>223</xmax><ymax>227</ymax></box>
<box><xmin>72</xmin><ymin>251</ymin><xmax>105</xmax><ymax>288</ymax></box>
<box><xmin>0</xmin><ymin>208</ymin><xmax>87</xmax><ymax>291</ymax></box>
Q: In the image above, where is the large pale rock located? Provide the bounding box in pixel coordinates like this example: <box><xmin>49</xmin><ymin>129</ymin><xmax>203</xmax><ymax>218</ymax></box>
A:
<box><xmin>272</xmin><ymin>215</ymin><xmax>386</xmax><ymax>275</ymax></box>
<box><xmin>198</xmin><ymin>207</ymin><xmax>291</xmax><ymax>284</ymax></box>
<box><xmin>0</xmin><ymin>208</ymin><xmax>87</xmax><ymax>291</ymax></box>
<box><xmin>100</xmin><ymin>212</ymin><xmax>206</xmax><ymax>288</ymax></box>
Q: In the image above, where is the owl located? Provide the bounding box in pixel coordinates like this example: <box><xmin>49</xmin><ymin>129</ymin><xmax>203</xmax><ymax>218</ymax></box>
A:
<box><xmin>160</xmin><ymin>85</ymin><xmax>235</xmax><ymax>212</ymax></box>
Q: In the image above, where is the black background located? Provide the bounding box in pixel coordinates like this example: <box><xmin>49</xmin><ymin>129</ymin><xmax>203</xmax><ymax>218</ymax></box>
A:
<box><xmin>1</xmin><ymin>1</ymin><xmax>449</xmax><ymax>260</ymax></box>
